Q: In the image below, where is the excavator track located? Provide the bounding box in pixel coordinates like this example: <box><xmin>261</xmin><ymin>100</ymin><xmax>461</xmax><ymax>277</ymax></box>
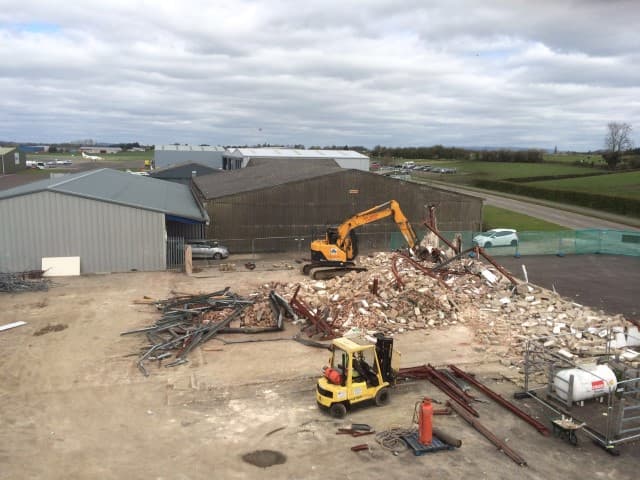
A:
<box><xmin>306</xmin><ymin>266</ymin><xmax>368</xmax><ymax>280</ymax></box>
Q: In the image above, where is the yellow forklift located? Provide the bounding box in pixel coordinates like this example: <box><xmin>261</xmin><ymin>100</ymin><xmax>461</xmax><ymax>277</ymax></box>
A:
<box><xmin>316</xmin><ymin>335</ymin><xmax>400</xmax><ymax>418</ymax></box>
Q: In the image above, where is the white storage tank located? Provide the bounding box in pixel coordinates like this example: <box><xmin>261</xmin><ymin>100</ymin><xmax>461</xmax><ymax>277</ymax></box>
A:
<box><xmin>553</xmin><ymin>364</ymin><xmax>617</xmax><ymax>402</ymax></box>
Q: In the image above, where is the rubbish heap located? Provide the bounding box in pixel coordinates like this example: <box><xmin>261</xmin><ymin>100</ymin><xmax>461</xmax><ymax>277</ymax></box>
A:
<box><xmin>244</xmin><ymin>251</ymin><xmax>637</xmax><ymax>366</ymax></box>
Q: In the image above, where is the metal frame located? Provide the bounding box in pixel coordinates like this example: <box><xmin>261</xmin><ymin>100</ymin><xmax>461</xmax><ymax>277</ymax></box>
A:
<box><xmin>521</xmin><ymin>331</ymin><xmax>640</xmax><ymax>450</ymax></box>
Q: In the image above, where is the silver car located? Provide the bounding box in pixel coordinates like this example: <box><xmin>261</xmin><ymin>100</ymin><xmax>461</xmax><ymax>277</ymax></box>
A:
<box><xmin>187</xmin><ymin>241</ymin><xmax>229</xmax><ymax>259</ymax></box>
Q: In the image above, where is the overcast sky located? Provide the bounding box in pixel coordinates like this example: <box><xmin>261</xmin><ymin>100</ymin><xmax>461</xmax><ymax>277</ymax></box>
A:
<box><xmin>1</xmin><ymin>0</ymin><xmax>639</xmax><ymax>150</ymax></box>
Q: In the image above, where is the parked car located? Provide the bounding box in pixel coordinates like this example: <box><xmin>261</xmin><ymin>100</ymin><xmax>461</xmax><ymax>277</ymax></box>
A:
<box><xmin>187</xmin><ymin>241</ymin><xmax>229</xmax><ymax>259</ymax></box>
<box><xmin>472</xmin><ymin>229</ymin><xmax>519</xmax><ymax>248</ymax></box>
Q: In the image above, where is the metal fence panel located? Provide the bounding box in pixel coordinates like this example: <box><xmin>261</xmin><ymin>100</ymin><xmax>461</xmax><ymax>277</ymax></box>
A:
<box><xmin>166</xmin><ymin>236</ymin><xmax>185</xmax><ymax>270</ymax></box>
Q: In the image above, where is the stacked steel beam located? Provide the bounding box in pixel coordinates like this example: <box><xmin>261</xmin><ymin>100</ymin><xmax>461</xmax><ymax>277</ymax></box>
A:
<box><xmin>0</xmin><ymin>271</ymin><xmax>49</xmax><ymax>293</ymax></box>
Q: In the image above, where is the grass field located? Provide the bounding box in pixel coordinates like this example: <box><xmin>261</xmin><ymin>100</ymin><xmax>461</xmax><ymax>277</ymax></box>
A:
<box><xmin>29</xmin><ymin>150</ymin><xmax>151</xmax><ymax>162</ymax></box>
<box><xmin>411</xmin><ymin>160</ymin><xmax>600</xmax><ymax>185</ymax></box>
<box><xmin>543</xmin><ymin>153</ymin><xmax>603</xmax><ymax>165</ymax></box>
<box><xmin>482</xmin><ymin>205</ymin><xmax>568</xmax><ymax>231</ymax></box>
<box><xmin>526</xmin><ymin>171</ymin><xmax>640</xmax><ymax>200</ymax></box>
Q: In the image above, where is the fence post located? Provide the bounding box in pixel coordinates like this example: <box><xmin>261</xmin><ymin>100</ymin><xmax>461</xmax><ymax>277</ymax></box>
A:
<box><xmin>557</xmin><ymin>232</ymin><xmax>565</xmax><ymax>257</ymax></box>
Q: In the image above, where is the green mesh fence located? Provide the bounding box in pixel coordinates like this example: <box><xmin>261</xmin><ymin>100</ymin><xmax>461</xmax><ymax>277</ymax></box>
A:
<box><xmin>390</xmin><ymin>229</ymin><xmax>640</xmax><ymax>257</ymax></box>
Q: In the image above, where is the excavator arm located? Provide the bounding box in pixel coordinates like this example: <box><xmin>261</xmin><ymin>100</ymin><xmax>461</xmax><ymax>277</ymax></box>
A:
<box><xmin>335</xmin><ymin>200</ymin><xmax>419</xmax><ymax>258</ymax></box>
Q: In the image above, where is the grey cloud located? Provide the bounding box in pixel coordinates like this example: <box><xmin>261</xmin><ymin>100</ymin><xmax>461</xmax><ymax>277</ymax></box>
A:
<box><xmin>0</xmin><ymin>0</ymin><xmax>638</xmax><ymax>149</ymax></box>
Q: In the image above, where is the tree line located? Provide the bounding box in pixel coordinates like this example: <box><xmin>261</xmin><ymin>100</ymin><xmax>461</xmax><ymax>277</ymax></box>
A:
<box><xmin>370</xmin><ymin>145</ymin><xmax>543</xmax><ymax>163</ymax></box>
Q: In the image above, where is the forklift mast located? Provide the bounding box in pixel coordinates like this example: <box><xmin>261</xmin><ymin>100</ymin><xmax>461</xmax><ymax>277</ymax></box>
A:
<box><xmin>375</xmin><ymin>335</ymin><xmax>395</xmax><ymax>383</ymax></box>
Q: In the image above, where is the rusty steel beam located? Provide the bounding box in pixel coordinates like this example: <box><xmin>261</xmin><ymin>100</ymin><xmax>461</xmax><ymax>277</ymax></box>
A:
<box><xmin>423</xmin><ymin>222</ymin><xmax>460</xmax><ymax>254</ymax></box>
<box><xmin>390</xmin><ymin>257</ymin><xmax>405</xmax><ymax>289</ymax></box>
<box><xmin>427</xmin><ymin>364</ymin><xmax>477</xmax><ymax>404</ymax></box>
<box><xmin>393</xmin><ymin>254</ymin><xmax>451</xmax><ymax>290</ymax></box>
<box><xmin>447</xmin><ymin>400</ymin><xmax>527</xmax><ymax>467</ymax></box>
<box><xmin>475</xmin><ymin>246</ymin><xmax>518</xmax><ymax>286</ymax></box>
<box><xmin>290</xmin><ymin>285</ymin><xmax>334</xmax><ymax>338</ymax></box>
<box><xmin>448</xmin><ymin>365</ymin><xmax>551</xmax><ymax>436</ymax></box>
<box><xmin>398</xmin><ymin>365</ymin><xmax>479</xmax><ymax>417</ymax></box>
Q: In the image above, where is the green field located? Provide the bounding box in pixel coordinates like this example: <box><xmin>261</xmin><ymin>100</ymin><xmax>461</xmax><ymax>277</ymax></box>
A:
<box><xmin>29</xmin><ymin>150</ymin><xmax>151</xmax><ymax>162</ymax></box>
<box><xmin>543</xmin><ymin>153</ymin><xmax>602</xmax><ymax>165</ymax></box>
<box><xmin>526</xmin><ymin>171</ymin><xmax>640</xmax><ymax>200</ymax></box>
<box><xmin>482</xmin><ymin>205</ymin><xmax>568</xmax><ymax>231</ymax></box>
<box><xmin>412</xmin><ymin>160</ymin><xmax>600</xmax><ymax>185</ymax></box>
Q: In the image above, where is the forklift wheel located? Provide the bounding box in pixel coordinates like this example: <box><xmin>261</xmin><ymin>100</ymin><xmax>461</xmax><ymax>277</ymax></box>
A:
<box><xmin>329</xmin><ymin>403</ymin><xmax>347</xmax><ymax>418</ymax></box>
<box><xmin>375</xmin><ymin>388</ymin><xmax>390</xmax><ymax>406</ymax></box>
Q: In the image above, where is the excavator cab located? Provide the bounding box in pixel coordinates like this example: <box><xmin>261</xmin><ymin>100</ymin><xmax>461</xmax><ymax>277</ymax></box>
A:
<box><xmin>316</xmin><ymin>335</ymin><xmax>400</xmax><ymax>418</ymax></box>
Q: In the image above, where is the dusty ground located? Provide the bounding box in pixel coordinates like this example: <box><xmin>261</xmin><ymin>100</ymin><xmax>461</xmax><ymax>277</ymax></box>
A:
<box><xmin>1</xmin><ymin>257</ymin><xmax>638</xmax><ymax>480</ymax></box>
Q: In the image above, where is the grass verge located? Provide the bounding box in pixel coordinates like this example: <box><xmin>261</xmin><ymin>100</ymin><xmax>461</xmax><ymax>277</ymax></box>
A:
<box><xmin>482</xmin><ymin>205</ymin><xmax>568</xmax><ymax>232</ymax></box>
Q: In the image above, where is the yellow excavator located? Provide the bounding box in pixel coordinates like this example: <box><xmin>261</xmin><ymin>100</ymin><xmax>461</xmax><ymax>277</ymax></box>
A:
<box><xmin>302</xmin><ymin>200</ymin><xmax>421</xmax><ymax>279</ymax></box>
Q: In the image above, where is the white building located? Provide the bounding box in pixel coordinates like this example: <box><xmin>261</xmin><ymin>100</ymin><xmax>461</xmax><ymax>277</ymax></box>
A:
<box><xmin>223</xmin><ymin>148</ymin><xmax>369</xmax><ymax>171</ymax></box>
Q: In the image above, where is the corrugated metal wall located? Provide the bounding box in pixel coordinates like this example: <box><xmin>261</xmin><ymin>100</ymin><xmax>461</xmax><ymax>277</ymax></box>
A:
<box><xmin>203</xmin><ymin>170</ymin><xmax>482</xmax><ymax>251</ymax></box>
<box><xmin>0</xmin><ymin>191</ymin><xmax>166</xmax><ymax>273</ymax></box>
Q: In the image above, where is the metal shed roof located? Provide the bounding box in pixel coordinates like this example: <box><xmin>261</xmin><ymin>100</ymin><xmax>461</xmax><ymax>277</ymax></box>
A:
<box><xmin>0</xmin><ymin>168</ymin><xmax>206</xmax><ymax>221</ymax></box>
<box><xmin>194</xmin><ymin>158</ymin><xmax>343</xmax><ymax>199</ymax></box>
<box><xmin>150</xmin><ymin>162</ymin><xmax>220</xmax><ymax>179</ymax></box>
<box><xmin>0</xmin><ymin>147</ymin><xmax>16</xmax><ymax>155</ymax></box>
<box><xmin>229</xmin><ymin>148</ymin><xmax>368</xmax><ymax>159</ymax></box>
<box><xmin>155</xmin><ymin>145</ymin><xmax>225</xmax><ymax>152</ymax></box>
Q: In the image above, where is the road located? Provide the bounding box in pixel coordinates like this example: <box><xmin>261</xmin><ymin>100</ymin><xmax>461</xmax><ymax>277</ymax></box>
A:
<box><xmin>431</xmin><ymin>182</ymin><xmax>640</xmax><ymax>231</ymax></box>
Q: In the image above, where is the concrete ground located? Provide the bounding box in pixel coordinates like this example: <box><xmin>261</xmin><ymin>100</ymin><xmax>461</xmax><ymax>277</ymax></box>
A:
<box><xmin>1</xmin><ymin>255</ymin><xmax>638</xmax><ymax>479</ymax></box>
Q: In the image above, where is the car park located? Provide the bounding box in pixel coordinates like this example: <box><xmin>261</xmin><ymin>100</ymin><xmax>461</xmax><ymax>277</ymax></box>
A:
<box><xmin>187</xmin><ymin>240</ymin><xmax>229</xmax><ymax>259</ymax></box>
<box><xmin>472</xmin><ymin>228</ymin><xmax>519</xmax><ymax>248</ymax></box>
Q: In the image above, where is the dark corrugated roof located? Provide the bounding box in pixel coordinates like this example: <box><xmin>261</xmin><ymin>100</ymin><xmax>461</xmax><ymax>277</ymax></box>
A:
<box><xmin>0</xmin><ymin>168</ymin><xmax>206</xmax><ymax>221</ymax></box>
<box><xmin>194</xmin><ymin>158</ymin><xmax>343</xmax><ymax>199</ymax></box>
<box><xmin>150</xmin><ymin>162</ymin><xmax>220</xmax><ymax>179</ymax></box>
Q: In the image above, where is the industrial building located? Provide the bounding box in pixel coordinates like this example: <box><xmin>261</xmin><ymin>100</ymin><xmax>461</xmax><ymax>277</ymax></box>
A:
<box><xmin>0</xmin><ymin>169</ymin><xmax>207</xmax><ymax>274</ymax></box>
<box><xmin>0</xmin><ymin>147</ymin><xmax>27</xmax><ymax>175</ymax></box>
<box><xmin>193</xmin><ymin>159</ymin><xmax>482</xmax><ymax>253</ymax></box>
<box><xmin>149</xmin><ymin>162</ymin><xmax>220</xmax><ymax>185</ymax></box>
<box><xmin>154</xmin><ymin>145</ymin><xmax>225</xmax><ymax>170</ymax></box>
<box><xmin>223</xmin><ymin>148</ymin><xmax>370</xmax><ymax>171</ymax></box>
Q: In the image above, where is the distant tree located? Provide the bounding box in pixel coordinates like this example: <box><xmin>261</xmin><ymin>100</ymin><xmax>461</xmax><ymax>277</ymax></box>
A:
<box><xmin>554</xmin><ymin>145</ymin><xmax>558</xmax><ymax>154</ymax></box>
<box><xmin>603</xmin><ymin>122</ymin><xmax>633</xmax><ymax>169</ymax></box>
<box><xmin>49</xmin><ymin>146</ymin><xmax>58</xmax><ymax>153</ymax></box>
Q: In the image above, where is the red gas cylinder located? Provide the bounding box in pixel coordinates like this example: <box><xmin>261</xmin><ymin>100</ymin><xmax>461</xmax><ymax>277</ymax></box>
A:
<box><xmin>323</xmin><ymin>366</ymin><xmax>343</xmax><ymax>385</ymax></box>
<box><xmin>419</xmin><ymin>398</ymin><xmax>433</xmax><ymax>445</ymax></box>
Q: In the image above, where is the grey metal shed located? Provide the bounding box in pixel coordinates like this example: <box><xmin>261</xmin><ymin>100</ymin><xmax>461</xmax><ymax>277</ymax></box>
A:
<box><xmin>154</xmin><ymin>145</ymin><xmax>225</xmax><ymax>170</ymax></box>
<box><xmin>0</xmin><ymin>168</ymin><xmax>207</xmax><ymax>273</ymax></box>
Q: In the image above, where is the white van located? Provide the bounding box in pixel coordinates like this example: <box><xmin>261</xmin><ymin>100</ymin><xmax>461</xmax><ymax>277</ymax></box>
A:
<box><xmin>402</xmin><ymin>161</ymin><xmax>415</xmax><ymax>169</ymax></box>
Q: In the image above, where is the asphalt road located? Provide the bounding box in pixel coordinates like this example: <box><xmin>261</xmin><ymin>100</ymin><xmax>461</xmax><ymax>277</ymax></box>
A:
<box><xmin>499</xmin><ymin>254</ymin><xmax>640</xmax><ymax>320</ymax></box>
<box><xmin>431</xmin><ymin>182</ymin><xmax>640</xmax><ymax>231</ymax></box>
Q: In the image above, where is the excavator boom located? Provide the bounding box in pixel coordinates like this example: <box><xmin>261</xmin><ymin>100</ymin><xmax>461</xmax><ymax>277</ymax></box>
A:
<box><xmin>303</xmin><ymin>200</ymin><xmax>421</xmax><ymax>279</ymax></box>
<box><xmin>335</xmin><ymin>200</ymin><xmax>418</xmax><ymax>254</ymax></box>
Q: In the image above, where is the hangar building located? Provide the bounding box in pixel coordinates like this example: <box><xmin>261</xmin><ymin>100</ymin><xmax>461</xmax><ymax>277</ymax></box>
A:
<box><xmin>223</xmin><ymin>148</ymin><xmax>370</xmax><ymax>171</ymax></box>
<box><xmin>0</xmin><ymin>169</ymin><xmax>207</xmax><ymax>274</ymax></box>
<box><xmin>192</xmin><ymin>159</ymin><xmax>482</xmax><ymax>253</ymax></box>
<box><xmin>154</xmin><ymin>145</ymin><xmax>225</xmax><ymax>170</ymax></box>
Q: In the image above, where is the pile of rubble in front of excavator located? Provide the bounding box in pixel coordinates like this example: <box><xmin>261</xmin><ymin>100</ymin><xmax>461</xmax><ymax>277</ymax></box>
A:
<box><xmin>247</xmin><ymin>250</ymin><xmax>639</xmax><ymax>369</ymax></box>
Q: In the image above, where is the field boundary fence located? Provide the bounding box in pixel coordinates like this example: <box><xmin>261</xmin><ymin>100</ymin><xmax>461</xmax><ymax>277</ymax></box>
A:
<box><xmin>212</xmin><ymin>229</ymin><xmax>640</xmax><ymax>258</ymax></box>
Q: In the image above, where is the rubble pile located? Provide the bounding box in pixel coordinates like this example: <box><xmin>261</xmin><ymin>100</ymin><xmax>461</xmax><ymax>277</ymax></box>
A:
<box><xmin>245</xmin><ymin>252</ymin><xmax>636</xmax><ymax>362</ymax></box>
